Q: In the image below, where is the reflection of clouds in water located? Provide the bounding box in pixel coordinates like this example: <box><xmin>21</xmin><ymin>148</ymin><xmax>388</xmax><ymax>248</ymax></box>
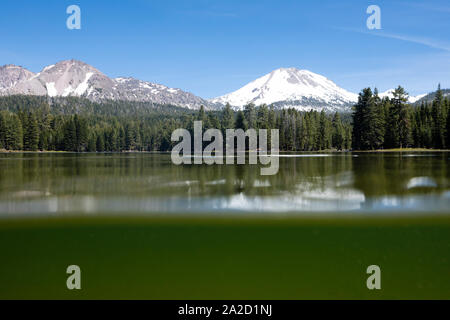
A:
<box><xmin>1</xmin><ymin>191</ymin><xmax>450</xmax><ymax>217</ymax></box>
<box><xmin>205</xmin><ymin>179</ymin><xmax>226</xmax><ymax>186</ymax></box>
<box><xmin>270</xmin><ymin>154</ymin><xmax>331</xmax><ymax>158</ymax></box>
<box><xmin>224</xmin><ymin>190</ymin><xmax>365</xmax><ymax>211</ymax></box>
<box><xmin>295</xmin><ymin>171</ymin><xmax>355</xmax><ymax>191</ymax></box>
<box><xmin>367</xmin><ymin>194</ymin><xmax>450</xmax><ymax>212</ymax></box>
<box><xmin>253</xmin><ymin>180</ymin><xmax>271</xmax><ymax>187</ymax></box>
<box><xmin>406</xmin><ymin>177</ymin><xmax>438</xmax><ymax>189</ymax></box>
<box><xmin>11</xmin><ymin>190</ymin><xmax>51</xmax><ymax>198</ymax></box>
<box><xmin>401</xmin><ymin>154</ymin><xmax>438</xmax><ymax>157</ymax></box>
<box><xmin>162</xmin><ymin>180</ymin><xmax>198</xmax><ymax>187</ymax></box>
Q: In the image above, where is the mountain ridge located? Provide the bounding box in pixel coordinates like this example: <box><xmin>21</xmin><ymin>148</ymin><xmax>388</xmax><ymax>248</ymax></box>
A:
<box><xmin>0</xmin><ymin>60</ymin><xmax>439</xmax><ymax>112</ymax></box>
<box><xmin>0</xmin><ymin>60</ymin><xmax>212</xmax><ymax>110</ymax></box>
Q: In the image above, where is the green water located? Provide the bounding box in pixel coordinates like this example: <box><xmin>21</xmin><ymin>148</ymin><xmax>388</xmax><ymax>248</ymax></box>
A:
<box><xmin>0</xmin><ymin>152</ymin><xmax>449</xmax><ymax>214</ymax></box>
<box><xmin>0</xmin><ymin>152</ymin><xmax>449</xmax><ymax>299</ymax></box>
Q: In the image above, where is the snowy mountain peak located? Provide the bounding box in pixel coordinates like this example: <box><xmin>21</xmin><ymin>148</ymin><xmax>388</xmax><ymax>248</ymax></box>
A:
<box><xmin>34</xmin><ymin>59</ymin><xmax>107</xmax><ymax>97</ymax></box>
<box><xmin>210</xmin><ymin>67</ymin><xmax>358</xmax><ymax>112</ymax></box>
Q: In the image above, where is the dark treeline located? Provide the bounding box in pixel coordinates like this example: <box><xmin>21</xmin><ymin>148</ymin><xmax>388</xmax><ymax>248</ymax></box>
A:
<box><xmin>353</xmin><ymin>85</ymin><xmax>450</xmax><ymax>150</ymax></box>
<box><xmin>0</xmin><ymin>98</ymin><xmax>351</xmax><ymax>152</ymax></box>
<box><xmin>0</xmin><ymin>85</ymin><xmax>449</xmax><ymax>152</ymax></box>
<box><xmin>0</xmin><ymin>96</ymin><xmax>196</xmax><ymax>152</ymax></box>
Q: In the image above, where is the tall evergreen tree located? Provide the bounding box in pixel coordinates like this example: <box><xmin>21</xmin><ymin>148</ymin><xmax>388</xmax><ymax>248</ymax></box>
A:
<box><xmin>392</xmin><ymin>86</ymin><xmax>412</xmax><ymax>148</ymax></box>
<box><xmin>221</xmin><ymin>103</ymin><xmax>235</xmax><ymax>131</ymax></box>
<box><xmin>368</xmin><ymin>88</ymin><xmax>385</xmax><ymax>149</ymax></box>
<box><xmin>352</xmin><ymin>88</ymin><xmax>372</xmax><ymax>150</ymax></box>
<box><xmin>235</xmin><ymin>110</ymin><xmax>247</xmax><ymax>130</ymax></box>
<box><xmin>23</xmin><ymin>113</ymin><xmax>39</xmax><ymax>151</ymax></box>
<box><xmin>243</xmin><ymin>103</ymin><xmax>257</xmax><ymax>129</ymax></box>
<box><xmin>431</xmin><ymin>84</ymin><xmax>445</xmax><ymax>149</ymax></box>
<box><xmin>332</xmin><ymin>112</ymin><xmax>344</xmax><ymax>150</ymax></box>
<box><xmin>446</xmin><ymin>101</ymin><xmax>450</xmax><ymax>149</ymax></box>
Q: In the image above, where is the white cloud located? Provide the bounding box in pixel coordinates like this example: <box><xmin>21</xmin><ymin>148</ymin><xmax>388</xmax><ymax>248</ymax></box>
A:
<box><xmin>335</xmin><ymin>27</ymin><xmax>450</xmax><ymax>52</ymax></box>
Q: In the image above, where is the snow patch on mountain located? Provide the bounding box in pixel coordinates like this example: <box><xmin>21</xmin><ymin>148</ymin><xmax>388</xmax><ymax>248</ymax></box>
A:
<box><xmin>46</xmin><ymin>82</ymin><xmax>57</xmax><ymax>97</ymax></box>
<box><xmin>74</xmin><ymin>72</ymin><xmax>94</xmax><ymax>95</ymax></box>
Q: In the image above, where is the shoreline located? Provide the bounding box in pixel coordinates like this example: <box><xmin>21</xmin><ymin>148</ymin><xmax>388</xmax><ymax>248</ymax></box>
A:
<box><xmin>1</xmin><ymin>148</ymin><xmax>449</xmax><ymax>154</ymax></box>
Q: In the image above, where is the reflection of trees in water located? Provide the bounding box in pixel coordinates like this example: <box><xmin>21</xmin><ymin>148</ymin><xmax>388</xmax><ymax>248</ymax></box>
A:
<box><xmin>352</xmin><ymin>153</ymin><xmax>448</xmax><ymax>200</ymax></box>
<box><xmin>0</xmin><ymin>153</ymin><xmax>448</xmax><ymax>201</ymax></box>
<box><xmin>174</xmin><ymin>154</ymin><xmax>355</xmax><ymax>198</ymax></box>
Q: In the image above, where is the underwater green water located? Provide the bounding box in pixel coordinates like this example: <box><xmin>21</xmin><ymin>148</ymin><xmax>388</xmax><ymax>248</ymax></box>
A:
<box><xmin>0</xmin><ymin>152</ymin><xmax>449</xmax><ymax>299</ymax></box>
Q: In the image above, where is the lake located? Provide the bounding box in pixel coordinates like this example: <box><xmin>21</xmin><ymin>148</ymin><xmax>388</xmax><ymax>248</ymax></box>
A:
<box><xmin>0</xmin><ymin>152</ymin><xmax>449</xmax><ymax>216</ymax></box>
<box><xmin>1</xmin><ymin>152</ymin><xmax>449</xmax><ymax>299</ymax></box>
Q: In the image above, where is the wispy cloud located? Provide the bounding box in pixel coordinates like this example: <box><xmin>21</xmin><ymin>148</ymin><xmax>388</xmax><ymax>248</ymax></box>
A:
<box><xmin>335</xmin><ymin>27</ymin><xmax>450</xmax><ymax>52</ymax></box>
<box><xmin>367</xmin><ymin>31</ymin><xmax>450</xmax><ymax>52</ymax></box>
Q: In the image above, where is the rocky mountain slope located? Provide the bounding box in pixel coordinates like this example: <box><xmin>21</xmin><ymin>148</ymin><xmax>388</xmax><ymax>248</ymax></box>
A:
<box><xmin>0</xmin><ymin>60</ymin><xmax>211</xmax><ymax>109</ymax></box>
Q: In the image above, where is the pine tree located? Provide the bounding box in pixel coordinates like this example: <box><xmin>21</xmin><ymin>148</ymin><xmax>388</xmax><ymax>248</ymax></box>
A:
<box><xmin>392</xmin><ymin>86</ymin><xmax>412</xmax><ymax>148</ymax></box>
<box><xmin>235</xmin><ymin>110</ymin><xmax>247</xmax><ymax>130</ymax></box>
<box><xmin>1</xmin><ymin>112</ymin><xmax>23</xmax><ymax>150</ymax></box>
<box><xmin>268</xmin><ymin>106</ymin><xmax>276</xmax><ymax>129</ymax></box>
<box><xmin>87</xmin><ymin>134</ymin><xmax>96</xmax><ymax>152</ymax></box>
<box><xmin>352</xmin><ymin>88</ymin><xmax>372</xmax><ymax>150</ymax></box>
<box><xmin>257</xmin><ymin>104</ymin><xmax>269</xmax><ymax>129</ymax></box>
<box><xmin>63</xmin><ymin>118</ymin><xmax>77</xmax><ymax>151</ymax></box>
<box><xmin>96</xmin><ymin>133</ymin><xmax>105</xmax><ymax>152</ymax></box>
<box><xmin>221</xmin><ymin>103</ymin><xmax>235</xmax><ymax>132</ymax></box>
<box><xmin>74</xmin><ymin>115</ymin><xmax>89</xmax><ymax>152</ymax></box>
<box><xmin>431</xmin><ymin>84</ymin><xmax>445</xmax><ymax>149</ymax></box>
<box><xmin>0</xmin><ymin>112</ymin><xmax>5</xmax><ymax>149</ymax></box>
<box><xmin>208</xmin><ymin>113</ymin><xmax>221</xmax><ymax>132</ymax></box>
<box><xmin>344</xmin><ymin>125</ymin><xmax>352</xmax><ymax>150</ymax></box>
<box><xmin>23</xmin><ymin>113</ymin><xmax>39</xmax><ymax>151</ymax></box>
<box><xmin>446</xmin><ymin>98</ymin><xmax>450</xmax><ymax>149</ymax></box>
<box><xmin>317</xmin><ymin>110</ymin><xmax>330</xmax><ymax>150</ymax></box>
<box><xmin>368</xmin><ymin>88</ymin><xmax>385</xmax><ymax>149</ymax></box>
<box><xmin>243</xmin><ymin>103</ymin><xmax>257</xmax><ymax>129</ymax></box>
<box><xmin>332</xmin><ymin>112</ymin><xmax>344</xmax><ymax>150</ymax></box>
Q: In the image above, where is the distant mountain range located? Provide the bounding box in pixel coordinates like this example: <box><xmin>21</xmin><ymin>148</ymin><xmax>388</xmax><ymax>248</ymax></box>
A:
<box><xmin>0</xmin><ymin>60</ymin><xmax>443</xmax><ymax>112</ymax></box>
<box><xmin>412</xmin><ymin>88</ymin><xmax>450</xmax><ymax>105</ymax></box>
<box><xmin>0</xmin><ymin>60</ymin><xmax>211</xmax><ymax>109</ymax></box>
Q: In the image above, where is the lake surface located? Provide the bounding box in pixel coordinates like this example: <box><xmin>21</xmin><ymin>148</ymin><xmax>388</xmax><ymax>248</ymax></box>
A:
<box><xmin>0</xmin><ymin>152</ymin><xmax>449</xmax><ymax>216</ymax></box>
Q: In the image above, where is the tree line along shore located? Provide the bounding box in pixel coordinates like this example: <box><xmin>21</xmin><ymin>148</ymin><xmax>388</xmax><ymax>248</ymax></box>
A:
<box><xmin>0</xmin><ymin>85</ymin><xmax>449</xmax><ymax>153</ymax></box>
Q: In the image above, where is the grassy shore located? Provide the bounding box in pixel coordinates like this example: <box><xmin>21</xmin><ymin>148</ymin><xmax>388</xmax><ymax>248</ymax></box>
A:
<box><xmin>0</xmin><ymin>215</ymin><xmax>449</xmax><ymax>299</ymax></box>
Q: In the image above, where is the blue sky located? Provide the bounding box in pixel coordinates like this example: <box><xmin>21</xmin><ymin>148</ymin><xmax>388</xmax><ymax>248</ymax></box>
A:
<box><xmin>0</xmin><ymin>0</ymin><xmax>449</xmax><ymax>98</ymax></box>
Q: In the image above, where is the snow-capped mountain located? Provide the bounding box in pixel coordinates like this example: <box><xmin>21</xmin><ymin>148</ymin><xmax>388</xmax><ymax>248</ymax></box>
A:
<box><xmin>210</xmin><ymin>67</ymin><xmax>359</xmax><ymax>112</ymax></box>
<box><xmin>1</xmin><ymin>61</ymin><xmax>432</xmax><ymax>111</ymax></box>
<box><xmin>378</xmin><ymin>89</ymin><xmax>427</xmax><ymax>104</ymax></box>
<box><xmin>0</xmin><ymin>60</ymin><xmax>210</xmax><ymax>109</ymax></box>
